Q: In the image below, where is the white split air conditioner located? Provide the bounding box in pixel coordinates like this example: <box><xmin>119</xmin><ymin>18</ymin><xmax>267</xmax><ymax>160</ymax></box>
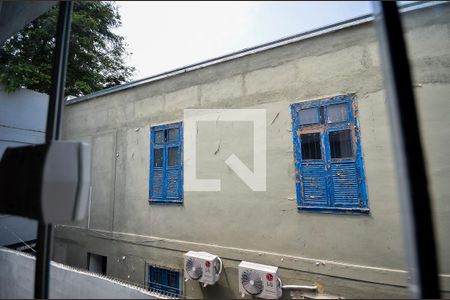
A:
<box><xmin>238</xmin><ymin>261</ymin><xmax>282</xmax><ymax>299</ymax></box>
<box><xmin>183</xmin><ymin>251</ymin><xmax>223</xmax><ymax>286</ymax></box>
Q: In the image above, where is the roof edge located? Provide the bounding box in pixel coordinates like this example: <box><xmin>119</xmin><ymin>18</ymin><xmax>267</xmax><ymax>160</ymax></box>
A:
<box><xmin>66</xmin><ymin>1</ymin><xmax>445</xmax><ymax>105</ymax></box>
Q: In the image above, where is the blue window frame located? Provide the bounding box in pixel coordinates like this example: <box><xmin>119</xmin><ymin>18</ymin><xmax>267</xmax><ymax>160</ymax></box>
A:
<box><xmin>290</xmin><ymin>94</ymin><xmax>369</xmax><ymax>214</ymax></box>
<box><xmin>149</xmin><ymin>122</ymin><xmax>183</xmax><ymax>204</ymax></box>
<box><xmin>146</xmin><ymin>265</ymin><xmax>181</xmax><ymax>296</ymax></box>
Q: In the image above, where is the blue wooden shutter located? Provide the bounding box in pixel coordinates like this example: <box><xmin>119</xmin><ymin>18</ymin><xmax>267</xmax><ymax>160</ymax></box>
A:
<box><xmin>325</xmin><ymin>101</ymin><xmax>363</xmax><ymax>209</ymax></box>
<box><xmin>299</xmin><ymin>131</ymin><xmax>328</xmax><ymax>206</ymax></box>
<box><xmin>291</xmin><ymin>104</ymin><xmax>328</xmax><ymax>208</ymax></box>
<box><xmin>152</xmin><ymin>169</ymin><xmax>164</xmax><ymax>198</ymax></box>
<box><xmin>300</xmin><ymin>163</ymin><xmax>328</xmax><ymax>206</ymax></box>
<box><xmin>150</xmin><ymin>123</ymin><xmax>183</xmax><ymax>203</ymax></box>
<box><xmin>150</xmin><ymin>129</ymin><xmax>165</xmax><ymax>199</ymax></box>
<box><xmin>165</xmin><ymin>125</ymin><xmax>182</xmax><ymax>199</ymax></box>
<box><xmin>329</xmin><ymin>163</ymin><xmax>359</xmax><ymax>206</ymax></box>
<box><xmin>291</xmin><ymin>94</ymin><xmax>369</xmax><ymax>213</ymax></box>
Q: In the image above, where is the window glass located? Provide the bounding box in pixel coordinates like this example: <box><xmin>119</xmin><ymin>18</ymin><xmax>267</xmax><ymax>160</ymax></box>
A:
<box><xmin>299</xmin><ymin>108</ymin><xmax>319</xmax><ymax>125</ymax></box>
<box><xmin>154</xmin><ymin>148</ymin><xmax>163</xmax><ymax>167</ymax></box>
<box><xmin>168</xmin><ymin>128</ymin><xmax>179</xmax><ymax>142</ymax></box>
<box><xmin>155</xmin><ymin>130</ymin><xmax>165</xmax><ymax>144</ymax></box>
<box><xmin>168</xmin><ymin>147</ymin><xmax>178</xmax><ymax>166</ymax></box>
<box><xmin>300</xmin><ymin>133</ymin><xmax>322</xmax><ymax>159</ymax></box>
<box><xmin>327</xmin><ymin>103</ymin><xmax>348</xmax><ymax>123</ymax></box>
<box><xmin>329</xmin><ymin>129</ymin><xmax>353</xmax><ymax>158</ymax></box>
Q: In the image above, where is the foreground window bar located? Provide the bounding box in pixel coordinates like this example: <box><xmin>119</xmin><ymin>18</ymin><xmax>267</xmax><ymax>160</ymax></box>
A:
<box><xmin>373</xmin><ymin>2</ymin><xmax>440</xmax><ymax>298</ymax></box>
<box><xmin>34</xmin><ymin>1</ymin><xmax>73</xmax><ymax>298</ymax></box>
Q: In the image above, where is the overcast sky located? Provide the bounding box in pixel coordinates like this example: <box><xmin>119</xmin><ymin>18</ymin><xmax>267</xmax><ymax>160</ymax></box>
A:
<box><xmin>114</xmin><ymin>1</ymin><xmax>374</xmax><ymax>80</ymax></box>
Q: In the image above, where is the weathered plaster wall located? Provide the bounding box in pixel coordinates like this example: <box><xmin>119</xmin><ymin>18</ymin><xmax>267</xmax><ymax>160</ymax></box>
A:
<box><xmin>54</xmin><ymin>5</ymin><xmax>450</xmax><ymax>298</ymax></box>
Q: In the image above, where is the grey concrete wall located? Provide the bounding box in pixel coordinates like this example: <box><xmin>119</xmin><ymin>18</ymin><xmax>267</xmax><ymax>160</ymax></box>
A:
<box><xmin>403</xmin><ymin>6</ymin><xmax>450</xmax><ymax>287</ymax></box>
<box><xmin>0</xmin><ymin>248</ymin><xmax>163</xmax><ymax>299</ymax></box>
<box><xmin>0</xmin><ymin>85</ymin><xmax>48</xmax><ymax>247</ymax></box>
<box><xmin>54</xmin><ymin>5</ymin><xmax>450</xmax><ymax>299</ymax></box>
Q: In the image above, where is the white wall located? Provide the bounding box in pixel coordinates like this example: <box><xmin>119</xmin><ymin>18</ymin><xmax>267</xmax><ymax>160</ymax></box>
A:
<box><xmin>0</xmin><ymin>85</ymin><xmax>48</xmax><ymax>156</ymax></box>
<box><xmin>0</xmin><ymin>248</ymin><xmax>162</xmax><ymax>299</ymax></box>
<box><xmin>0</xmin><ymin>86</ymin><xmax>48</xmax><ymax>247</ymax></box>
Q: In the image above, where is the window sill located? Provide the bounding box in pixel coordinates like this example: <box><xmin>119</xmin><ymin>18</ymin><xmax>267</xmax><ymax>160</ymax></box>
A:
<box><xmin>149</xmin><ymin>199</ymin><xmax>183</xmax><ymax>205</ymax></box>
<box><xmin>297</xmin><ymin>206</ymin><xmax>370</xmax><ymax>215</ymax></box>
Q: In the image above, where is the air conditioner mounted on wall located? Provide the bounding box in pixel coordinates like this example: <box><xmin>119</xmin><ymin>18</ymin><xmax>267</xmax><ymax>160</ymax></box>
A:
<box><xmin>238</xmin><ymin>261</ymin><xmax>282</xmax><ymax>299</ymax></box>
<box><xmin>183</xmin><ymin>251</ymin><xmax>222</xmax><ymax>286</ymax></box>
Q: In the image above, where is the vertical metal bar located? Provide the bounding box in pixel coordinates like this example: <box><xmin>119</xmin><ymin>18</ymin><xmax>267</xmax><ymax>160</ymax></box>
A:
<box><xmin>34</xmin><ymin>1</ymin><xmax>73</xmax><ymax>299</ymax></box>
<box><xmin>34</xmin><ymin>223</ymin><xmax>54</xmax><ymax>299</ymax></box>
<box><xmin>372</xmin><ymin>2</ymin><xmax>440</xmax><ymax>298</ymax></box>
<box><xmin>45</xmin><ymin>1</ymin><xmax>73</xmax><ymax>142</ymax></box>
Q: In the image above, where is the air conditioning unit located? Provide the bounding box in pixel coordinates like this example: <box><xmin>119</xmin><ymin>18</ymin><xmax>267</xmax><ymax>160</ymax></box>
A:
<box><xmin>238</xmin><ymin>261</ymin><xmax>282</xmax><ymax>299</ymax></box>
<box><xmin>184</xmin><ymin>251</ymin><xmax>222</xmax><ymax>286</ymax></box>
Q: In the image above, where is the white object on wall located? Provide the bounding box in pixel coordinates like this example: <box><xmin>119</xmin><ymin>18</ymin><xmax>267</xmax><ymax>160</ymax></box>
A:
<box><xmin>183</xmin><ymin>251</ymin><xmax>222</xmax><ymax>287</ymax></box>
<box><xmin>238</xmin><ymin>261</ymin><xmax>282</xmax><ymax>299</ymax></box>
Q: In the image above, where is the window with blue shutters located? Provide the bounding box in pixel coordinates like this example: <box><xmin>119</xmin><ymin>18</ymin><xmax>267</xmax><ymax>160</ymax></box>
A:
<box><xmin>149</xmin><ymin>122</ymin><xmax>183</xmax><ymax>204</ymax></box>
<box><xmin>146</xmin><ymin>265</ymin><xmax>181</xmax><ymax>296</ymax></box>
<box><xmin>290</xmin><ymin>94</ymin><xmax>369</xmax><ymax>214</ymax></box>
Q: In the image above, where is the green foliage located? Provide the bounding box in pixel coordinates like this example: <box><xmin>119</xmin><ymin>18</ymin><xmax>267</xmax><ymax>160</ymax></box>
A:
<box><xmin>0</xmin><ymin>1</ymin><xmax>135</xmax><ymax>96</ymax></box>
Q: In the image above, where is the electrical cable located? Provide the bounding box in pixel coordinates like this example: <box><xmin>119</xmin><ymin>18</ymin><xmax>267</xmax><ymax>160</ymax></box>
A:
<box><xmin>216</xmin><ymin>256</ymin><xmax>223</xmax><ymax>275</ymax></box>
<box><xmin>282</xmin><ymin>284</ymin><xmax>318</xmax><ymax>291</ymax></box>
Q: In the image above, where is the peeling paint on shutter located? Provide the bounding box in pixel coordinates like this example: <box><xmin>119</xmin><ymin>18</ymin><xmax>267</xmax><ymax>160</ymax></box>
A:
<box><xmin>330</xmin><ymin>163</ymin><xmax>359</xmax><ymax>206</ymax></box>
<box><xmin>291</xmin><ymin>94</ymin><xmax>369</xmax><ymax>214</ymax></box>
<box><xmin>152</xmin><ymin>169</ymin><xmax>164</xmax><ymax>198</ymax></box>
<box><xmin>301</xmin><ymin>163</ymin><xmax>328</xmax><ymax>205</ymax></box>
<box><xmin>166</xmin><ymin>169</ymin><xmax>180</xmax><ymax>198</ymax></box>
